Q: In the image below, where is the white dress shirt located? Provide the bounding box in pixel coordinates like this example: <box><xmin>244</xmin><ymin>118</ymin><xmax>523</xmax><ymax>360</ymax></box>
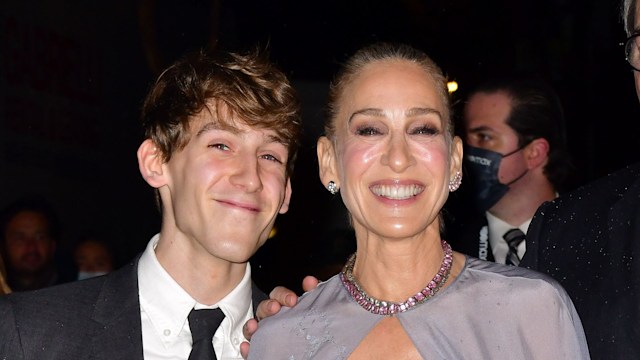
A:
<box><xmin>485</xmin><ymin>212</ymin><xmax>530</xmax><ymax>264</ymax></box>
<box><xmin>138</xmin><ymin>234</ymin><xmax>254</xmax><ymax>359</ymax></box>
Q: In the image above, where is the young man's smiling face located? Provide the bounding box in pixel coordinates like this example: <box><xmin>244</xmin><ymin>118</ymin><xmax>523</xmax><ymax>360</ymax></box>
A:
<box><xmin>157</xmin><ymin>108</ymin><xmax>292</xmax><ymax>264</ymax></box>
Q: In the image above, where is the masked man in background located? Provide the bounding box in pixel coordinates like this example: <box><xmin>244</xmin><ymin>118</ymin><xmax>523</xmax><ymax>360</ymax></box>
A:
<box><xmin>445</xmin><ymin>78</ymin><xmax>572</xmax><ymax>265</ymax></box>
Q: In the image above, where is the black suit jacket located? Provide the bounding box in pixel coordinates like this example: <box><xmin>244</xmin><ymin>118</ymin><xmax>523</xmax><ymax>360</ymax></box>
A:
<box><xmin>522</xmin><ymin>162</ymin><xmax>640</xmax><ymax>359</ymax></box>
<box><xmin>0</xmin><ymin>256</ymin><xmax>268</xmax><ymax>359</ymax></box>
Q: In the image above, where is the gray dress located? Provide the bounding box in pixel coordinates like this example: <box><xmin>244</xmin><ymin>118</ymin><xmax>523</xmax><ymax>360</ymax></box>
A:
<box><xmin>249</xmin><ymin>256</ymin><xmax>589</xmax><ymax>359</ymax></box>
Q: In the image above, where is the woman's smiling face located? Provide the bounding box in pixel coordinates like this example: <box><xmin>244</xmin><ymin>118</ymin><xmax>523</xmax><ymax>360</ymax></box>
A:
<box><xmin>319</xmin><ymin>59</ymin><xmax>462</xmax><ymax>240</ymax></box>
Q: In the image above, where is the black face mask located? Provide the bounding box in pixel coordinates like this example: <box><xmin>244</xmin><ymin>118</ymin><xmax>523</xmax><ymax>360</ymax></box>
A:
<box><xmin>463</xmin><ymin>145</ymin><xmax>527</xmax><ymax>212</ymax></box>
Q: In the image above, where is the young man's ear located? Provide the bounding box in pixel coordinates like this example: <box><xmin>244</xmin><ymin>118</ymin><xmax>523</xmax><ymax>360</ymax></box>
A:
<box><xmin>317</xmin><ymin>136</ymin><xmax>339</xmax><ymax>190</ymax></box>
<box><xmin>525</xmin><ymin>138</ymin><xmax>550</xmax><ymax>169</ymax></box>
<box><xmin>279</xmin><ymin>178</ymin><xmax>293</xmax><ymax>214</ymax></box>
<box><xmin>137</xmin><ymin>139</ymin><xmax>167</xmax><ymax>188</ymax></box>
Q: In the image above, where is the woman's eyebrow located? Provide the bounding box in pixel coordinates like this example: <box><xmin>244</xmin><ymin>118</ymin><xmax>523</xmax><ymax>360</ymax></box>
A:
<box><xmin>405</xmin><ymin>107</ymin><xmax>441</xmax><ymax>118</ymax></box>
<box><xmin>348</xmin><ymin>108</ymin><xmax>385</xmax><ymax>124</ymax></box>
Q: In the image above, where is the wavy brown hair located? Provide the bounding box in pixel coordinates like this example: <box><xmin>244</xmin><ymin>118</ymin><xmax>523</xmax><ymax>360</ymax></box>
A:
<box><xmin>141</xmin><ymin>48</ymin><xmax>302</xmax><ymax>176</ymax></box>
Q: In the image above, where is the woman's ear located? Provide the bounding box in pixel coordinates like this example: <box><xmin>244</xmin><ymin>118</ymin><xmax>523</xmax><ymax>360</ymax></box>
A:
<box><xmin>317</xmin><ymin>136</ymin><xmax>339</xmax><ymax>189</ymax></box>
<box><xmin>450</xmin><ymin>136</ymin><xmax>463</xmax><ymax>177</ymax></box>
<box><xmin>525</xmin><ymin>138</ymin><xmax>550</xmax><ymax>170</ymax></box>
<box><xmin>137</xmin><ymin>139</ymin><xmax>167</xmax><ymax>188</ymax></box>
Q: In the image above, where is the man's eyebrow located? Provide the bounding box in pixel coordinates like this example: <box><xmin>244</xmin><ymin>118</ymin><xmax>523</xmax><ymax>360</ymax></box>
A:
<box><xmin>196</xmin><ymin>122</ymin><xmax>240</xmax><ymax>137</ymax></box>
<box><xmin>197</xmin><ymin>122</ymin><xmax>286</xmax><ymax>147</ymax></box>
<box><xmin>467</xmin><ymin>125</ymin><xmax>494</xmax><ymax>133</ymax></box>
<box><xmin>265</xmin><ymin>133</ymin><xmax>286</xmax><ymax>146</ymax></box>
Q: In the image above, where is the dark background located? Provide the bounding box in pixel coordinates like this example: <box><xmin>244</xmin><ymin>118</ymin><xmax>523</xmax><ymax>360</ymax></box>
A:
<box><xmin>2</xmin><ymin>0</ymin><xmax>639</xmax><ymax>293</ymax></box>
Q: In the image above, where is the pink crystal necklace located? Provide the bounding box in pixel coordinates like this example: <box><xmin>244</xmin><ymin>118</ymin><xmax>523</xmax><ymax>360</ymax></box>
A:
<box><xmin>340</xmin><ymin>240</ymin><xmax>453</xmax><ymax>316</ymax></box>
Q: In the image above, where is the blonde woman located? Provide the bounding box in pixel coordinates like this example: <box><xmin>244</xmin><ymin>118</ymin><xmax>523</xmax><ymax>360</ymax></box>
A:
<box><xmin>249</xmin><ymin>43</ymin><xmax>589</xmax><ymax>359</ymax></box>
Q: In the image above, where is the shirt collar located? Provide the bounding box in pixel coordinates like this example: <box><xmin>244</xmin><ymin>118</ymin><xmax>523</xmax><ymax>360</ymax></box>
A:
<box><xmin>138</xmin><ymin>234</ymin><xmax>253</xmax><ymax>344</ymax></box>
<box><xmin>485</xmin><ymin>212</ymin><xmax>531</xmax><ymax>248</ymax></box>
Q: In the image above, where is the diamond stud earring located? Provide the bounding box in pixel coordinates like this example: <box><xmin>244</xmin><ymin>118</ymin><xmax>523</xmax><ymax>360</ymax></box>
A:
<box><xmin>327</xmin><ymin>181</ymin><xmax>339</xmax><ymax>195</ymax></box>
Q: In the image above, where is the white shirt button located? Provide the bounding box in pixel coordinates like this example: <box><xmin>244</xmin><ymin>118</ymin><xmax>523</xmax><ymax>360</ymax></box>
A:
<box><xmin>163</xmin><ymin>329</ymin><xmax>171</xmax><ymax>336</ymax></box>
<box><xmin>233</xmin><ymin>337</ymin><xmax>239</xmax><ymax>345</ymax></box>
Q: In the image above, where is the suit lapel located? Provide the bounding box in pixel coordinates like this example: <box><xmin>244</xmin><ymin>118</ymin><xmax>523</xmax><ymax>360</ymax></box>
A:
<box><xmin>81</xmin><ymin>256</ymin><xmax>268</xmax><ymax>358</ymax></box>
<box><xmin>88</xmin><ymin>257</ymin><xmax>144</xmax><ymax>360</ymax></box>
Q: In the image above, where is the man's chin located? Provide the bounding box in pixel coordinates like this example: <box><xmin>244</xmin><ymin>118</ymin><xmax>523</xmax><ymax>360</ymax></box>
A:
<box><xmin>220</xmin><ymin>245</ymin><xmax>263</xmax><ymax>265</ymax></box>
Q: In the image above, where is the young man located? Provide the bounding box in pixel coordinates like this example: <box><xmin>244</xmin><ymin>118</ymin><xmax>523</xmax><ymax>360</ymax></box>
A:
<box><xmin>0</xmin><ymin>48</ymin><xmax>301</xmax><ymax>360</ymax></box>
<box><xmin>446</xmin><ymin>79</ymin><xmax>571</xmax><ymax>265</ymax></box>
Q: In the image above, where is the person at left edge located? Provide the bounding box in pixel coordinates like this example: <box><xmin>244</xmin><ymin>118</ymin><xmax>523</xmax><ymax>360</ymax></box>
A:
<box><xmin>0</xmin><ymin>47</ymin><xmax>301</xmax><ymax>360</ymax></box>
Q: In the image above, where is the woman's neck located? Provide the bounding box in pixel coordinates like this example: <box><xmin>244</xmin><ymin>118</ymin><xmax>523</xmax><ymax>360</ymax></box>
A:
<box><xmin>350</xmin><ymin>227</ymin><xmax>447</xmax><ymax>302</ymax></box>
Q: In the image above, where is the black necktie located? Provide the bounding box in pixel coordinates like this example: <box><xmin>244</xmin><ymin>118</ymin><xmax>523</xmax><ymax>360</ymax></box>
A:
<box><xmin>188</xmin><ymin>308</ymin><xmax>225</xmax><ymax>360</ymax></box>
<box><xmin>503</xmin><ymin>228</ymin><xmax>526</xmax><ymax>266</ymax></box>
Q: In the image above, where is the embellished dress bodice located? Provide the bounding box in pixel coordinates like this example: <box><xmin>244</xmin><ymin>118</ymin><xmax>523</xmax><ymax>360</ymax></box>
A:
<box><xmin>249</xmin><ymin>257</ymin><xmax>589</xmax><ymax>360</ymax></box>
